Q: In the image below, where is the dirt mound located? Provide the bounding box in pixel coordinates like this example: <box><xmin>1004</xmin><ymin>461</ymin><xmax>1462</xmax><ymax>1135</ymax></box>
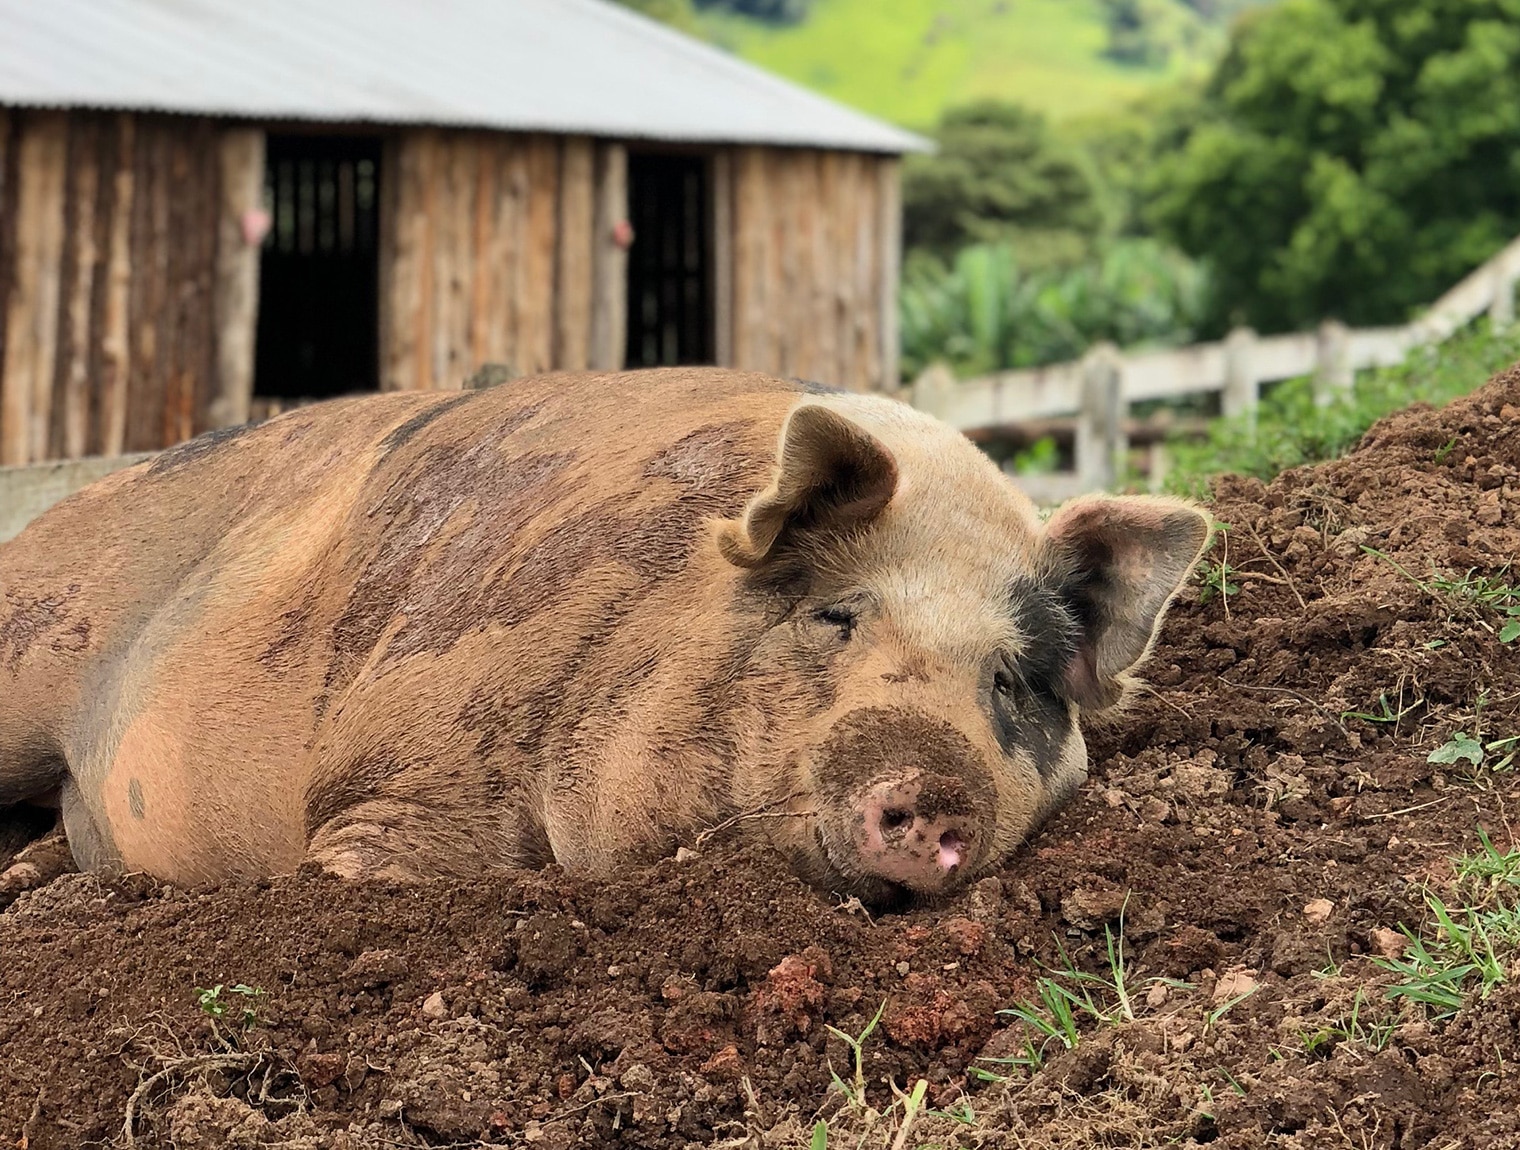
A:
<box><xmin>3</xmin><ymin>368</ymin><xmax>1518</xmax><ymax>1150</ymax></box>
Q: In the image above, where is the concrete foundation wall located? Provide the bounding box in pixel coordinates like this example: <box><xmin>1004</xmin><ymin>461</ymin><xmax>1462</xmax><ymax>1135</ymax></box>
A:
<box><xmin>0</xmin><ymin>453</ymin><xmax>153</xmax><ymax>543</ymax></box>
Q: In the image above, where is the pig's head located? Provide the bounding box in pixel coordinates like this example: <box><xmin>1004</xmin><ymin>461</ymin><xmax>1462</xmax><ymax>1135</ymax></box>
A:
<box><xmin>715</xmin><ymin>395</ymin><xmax>1210</xmax><ymax>905</ymax></box>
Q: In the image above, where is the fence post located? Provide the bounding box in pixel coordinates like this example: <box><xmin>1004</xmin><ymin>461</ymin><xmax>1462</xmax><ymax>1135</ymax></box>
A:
<box><xmin>1314</xmin><ymin>319</ymin><xmax>1352</xmax><ymax>406</ymax></box>
<box><xmin>910</xmin><ymin>362</ymin><xmax>957</xmax><ymax>417</ymax></box>
<box><xmin>1490</xmin><ymin>258</ymin><xmax>1516</xmax><ymax>332</ymax></box>
<box><xmin>1077</xmin><ymin>343</ymin><xmax>1124</xmax><ymax>492</ymax></box>
<box><xmin>1222</xmin><ymin>326</ymin><xmax>1260</xmax><ymax>427</ymax></box>
<box><xmin>1147</xmin><ymin>441</ymin><xmax>1170</xmax><ymax>493</ymax></box>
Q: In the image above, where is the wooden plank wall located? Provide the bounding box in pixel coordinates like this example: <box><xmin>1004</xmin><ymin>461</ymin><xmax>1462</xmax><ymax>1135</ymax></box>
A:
<box><xmin>381</xmin><ymin>129</ymin><xmax>624</xmax><ymax>391</ymax></box>
<box><xmin>0</xmin><ymin>114</ymin><xmax>905</xmax><ymax>462</ymax></box>
<box><xmin>726</xmin><ymin>146</ymin><xmax>897</xmax><ymax>393</ymax></box>
<box><xmin>383</xmin><ymin>135</ymin><xmax>903</xmax><ymax>394</ymax></box>
<box><xmin>0</xmin><ymin>109</ymin><xmax>256</xmax><ymax>465</ymax></box>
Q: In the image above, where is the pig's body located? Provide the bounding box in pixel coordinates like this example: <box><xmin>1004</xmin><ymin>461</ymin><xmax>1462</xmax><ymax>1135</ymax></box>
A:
<box><xmin>0</xmin><ymin>369</ymin><xmax>1209</xmax><ymax>901</ymax></box>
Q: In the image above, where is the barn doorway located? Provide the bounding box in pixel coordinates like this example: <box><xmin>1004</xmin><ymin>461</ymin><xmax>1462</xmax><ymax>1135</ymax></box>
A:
<box><xmin>625</xmin><ymin>152</ymin><xmax>714</xmax><ymax>368</ymax></box>
<box><xmin>254</xmin><ymin>135</ymin><xmax>382</xmax><ymax>408</ymax></box>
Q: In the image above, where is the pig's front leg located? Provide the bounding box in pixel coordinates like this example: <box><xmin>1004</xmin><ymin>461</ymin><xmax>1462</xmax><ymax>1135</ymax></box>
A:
<box><xmin>304</xmin><ymin>798</ymin><xmax>546</xmax><ymax>882</ymax></box>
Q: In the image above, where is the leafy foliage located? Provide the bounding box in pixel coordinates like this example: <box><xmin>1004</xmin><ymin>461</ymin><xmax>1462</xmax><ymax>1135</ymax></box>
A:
<box><xmin>904</xmin><ymin>102</ymin><xmax>1101</xmax><ymax>260</ymax></box>
<box><xmin>1101</xmin><ymin>0</ymin><xmax>1273</xmax><ymax>66</ymax></box>
<box><xmin>607</xmin><ymin>0</ymin><xmax>699</xmax><ymax>30</ymax></box>
<box><xmin>694</xmin><ymin>0</ymin><xmax>814</xmax><ymax>23</ymax></box>
<box><xmin>1375</xmin><ymin>829</ymin><xmax>1520</xmax><ymax>1018</ymax></box>
<box><xmin>1148</xmin><ymin>0</ymin><xmax>1520</xmax><ymax>334</ymax></box>
<box><xmin>900</xmin><ymin>238</ymin><xmax>1209</xmax><ymax>378</ymax></box>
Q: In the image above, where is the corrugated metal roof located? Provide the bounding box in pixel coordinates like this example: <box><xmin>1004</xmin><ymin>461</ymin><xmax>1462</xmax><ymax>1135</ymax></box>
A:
<box><xmin>0</xmin><ymin>0</ymin><xmax>929</xmax><ymax>154</ymax></box>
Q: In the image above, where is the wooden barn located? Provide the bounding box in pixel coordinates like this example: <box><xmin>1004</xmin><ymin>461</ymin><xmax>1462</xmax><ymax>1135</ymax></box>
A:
<box><xmin>0</xmin><ymin>0</ymin><xmax>925</xmax><ymax>466</ymax></box>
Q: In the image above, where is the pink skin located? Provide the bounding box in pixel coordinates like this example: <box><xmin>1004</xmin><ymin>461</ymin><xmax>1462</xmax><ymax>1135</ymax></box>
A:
<box><xmin>850</xmin><ymin>774</ymin><xmax>978</xmax><ymax>892</ymax></box>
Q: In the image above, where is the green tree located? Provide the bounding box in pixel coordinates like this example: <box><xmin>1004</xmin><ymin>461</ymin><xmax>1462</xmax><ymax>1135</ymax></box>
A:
<box><xmin>694</xmin><ymin>0</ymin><xmax>815</xmax><ymax>23</ymax></box>
<box><xmin>1100</xmin><ymin>0</ymin><xmax>1174</xmax><ymax>67</ymax></box>
<box><xmin>1148</xmin><ymin>0</ymin><xmax>1520</xmax><ymax>334</ymax></box>
<box><xmin>608</xmin><ymin>0</ymin><xmax>698</xmax><ymax>30</ymax></box>
<box><xmin>903</xmin><ymin>102</ymin><xmax>1102</xmax><ymax>264</ymax></box>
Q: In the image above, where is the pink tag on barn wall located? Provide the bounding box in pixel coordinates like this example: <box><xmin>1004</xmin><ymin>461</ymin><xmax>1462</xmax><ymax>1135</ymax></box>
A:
<box><xmin>241</xmin><ymin>208</ymin><xmax>273</xmax><ymax>247</ymax></box>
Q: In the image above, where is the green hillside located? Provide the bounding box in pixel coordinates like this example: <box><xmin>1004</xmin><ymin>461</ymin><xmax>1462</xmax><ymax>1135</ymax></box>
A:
<box><xmin>698</xmin><ymin>0</ymin><xmax>1263</xmax><ymax>129</ymax></box>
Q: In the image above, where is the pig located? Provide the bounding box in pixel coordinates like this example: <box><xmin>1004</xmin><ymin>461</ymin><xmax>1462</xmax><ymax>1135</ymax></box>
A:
<box><xmin>0</xmin><ymin>369</ymin><xmax>1209</xmax><ymax>904</ymax></box>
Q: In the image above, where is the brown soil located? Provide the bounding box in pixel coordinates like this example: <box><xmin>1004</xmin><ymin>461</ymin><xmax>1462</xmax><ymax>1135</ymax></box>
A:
<box><xmin>3</xmin><ymin>369</ymin><xmax>1519</xmax><ymax>1150</ymax></box>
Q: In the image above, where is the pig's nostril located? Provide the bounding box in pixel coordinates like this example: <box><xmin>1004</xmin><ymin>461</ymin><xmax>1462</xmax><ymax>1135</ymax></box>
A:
<box><xmin>938</xmin><ymin>831</ymin><xmax>966</xmax><ymax>872</ymax></box>
<box><xmin>879</xmin><ymin>808</ymin><xmax>914</xmax><ymax>837</ymax></box>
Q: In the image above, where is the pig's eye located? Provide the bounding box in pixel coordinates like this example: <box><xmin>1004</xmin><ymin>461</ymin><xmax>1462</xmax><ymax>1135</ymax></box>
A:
<box><xmin>814</xmin><ymin>605</ymin><xmax>857</xmax><ymax>640</ymax></box>
<box><xmin>993</xmin><ymin>656</ymin><xmax>1023</xmax><ymax>700</ymax></box>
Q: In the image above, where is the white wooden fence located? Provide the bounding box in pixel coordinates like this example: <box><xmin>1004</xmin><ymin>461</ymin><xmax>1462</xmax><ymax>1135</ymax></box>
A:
<box><xmin>909</xmin><ymin>233</ymin><xmax>1520</xmax><ymax>501</ymax></box>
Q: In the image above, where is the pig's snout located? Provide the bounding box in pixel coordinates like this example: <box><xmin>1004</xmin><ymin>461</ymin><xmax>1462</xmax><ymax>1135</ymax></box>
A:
<box><xmin>851</xmin><ymin>773</ymin><xmax>980</xmax><ymax>892</ymax></box>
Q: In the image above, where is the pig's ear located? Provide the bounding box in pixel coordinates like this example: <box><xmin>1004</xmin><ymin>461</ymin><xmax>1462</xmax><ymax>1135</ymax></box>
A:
<box><xmin>717</xmin><ymin>403</ymin><xmax>898</xmax><ymax>567</ymax></box>
<box><xmin>1041</xmin><ymin>496</ymin><xmax>1212</xmax><ymax>711</ymax></box>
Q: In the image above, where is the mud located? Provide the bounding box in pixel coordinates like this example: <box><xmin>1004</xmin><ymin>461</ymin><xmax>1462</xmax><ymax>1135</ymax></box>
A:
<box><xmin>3</xmin><ymin>368</ymin><xmax>1519</xmax><ymax>1149</ymax></box>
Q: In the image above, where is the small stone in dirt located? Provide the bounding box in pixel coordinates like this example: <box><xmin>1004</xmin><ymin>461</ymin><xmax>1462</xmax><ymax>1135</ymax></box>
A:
<box><xmin>1476</xmin><ymin>489</ymin><xmax>1504</xmax><ymax>526</ymax></box>
<box><xmin>421</xmin><ymin>991</ymin><xmax>448</xmax><ymax>1019</ymax></box>
<box><xmin>1371</xmin><ymin>927</ymin><xmax>1408</xmax><ymax>958</ymax></box>
<box><xmin>1063</xmin><ymin>886</ymin><xmax>1128</xmax><ymax>930</ymax></box>
<box><xmin>699</xmin><ymin>1045</ymin><xmax>743</xmax><ymax>1082</ymax></box>
<box><xmin>1212</xmin><ymin>966</ymin><xmax>1258</xmax><ymax>1003</ymax></box>
<box><xmin>675</xmin><ymin>847</ymin><xmax>698</xmax><ymax>863</ymax></box>
<box><xmin>298</xmin><ymin>1051</ymin><xmax>347</xmax><ymax>1089</ymax></box>
<box><xmin>943</xmin><ymin>916</ymin><xmax>987</xmax><ymax>956</ymax></box>
<box><xmin>341</xmin><ymin>948</ymin><xmax>410</xmax><ymax>990</ymax></box>
<box><xmin>618</xmin><ymin>1062</ymin><xmax>656</xmax><ymax>1092</ymax></box>
<box><xmin>895</xmin><ymin>960</ymin><xmax>911</xmax><ymax>976</ymax></box>
<box><xmin>1146</xmin><ymin>982</ymin><xmax>1169</xmax><ymax>1008</ymax></box>
<box><xmin>1140</xmin><ymin>797</ymin><xmax>1172</xmax><ymax>823</ymax></box>
<box><xmin>963</xmin><ymin>875</ymin><xmax>1002</xmax><ymax>923</ymax></box>
<box><xmin>1303</xmin><ymin>898</ymin><xmax>1334</xmax><ymax>925</ymax></box>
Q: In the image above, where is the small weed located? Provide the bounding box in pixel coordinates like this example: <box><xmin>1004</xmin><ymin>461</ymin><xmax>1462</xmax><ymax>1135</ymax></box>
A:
<box><xmin>933</xmin><ymin>1099</ymin><xmax>978</xmax><ymax>1125</ymax></box>
<box><xmin>1218</xmin><ymin>1067</ymin><xmax>1247</xmax><ymax>1097</ymax></box>
<box><xmin>1204</xmin><ymin>985</ymin><xmax>1258</xmax><ymax>1031</ymax></box>
<box><xmin>195</xmin><ymin>983</ymin><xmax>265</xmax><ymax>1029</ymax></box>
<box><xmin>1429</xmin><ymin>732</ymin><xmax>1485</xmax><ymax>767</ymax></box>
<box><xmin>981</xmin><ymin>898</ymin><xmax>1191</xmax><ymax>1078</ymax></box>
<box><xmin>1197</xmin><ymin>522</ymin><xmax>1239</xmax><ymax>608</ymax></box>
<box><xmin>1311</xmin><ymin>948</ymin><xmax>1344</xmax><ymax>980</ymax></box>
<box><xmin>825</xmin><ymin>999</ymin><xmax>887</xmax><ymax>1109</ymax></box>
<box><xmin>1456</xmin><ymin>827</ymin><xmax>1520</xmax><ymax>887</ymax></box>
<box><xmin>1365</xmin><ymin>550</ymin><xmax>1520</xmax><ymax>643</ymax></box>
<box><xmin>1198</xmin><ymin>559</ymin><xmax>1240</xmax><ymax>605</ymax></box>
<box><xmin>1434</xmin><ymin>436</ymin><xmax>1459</xmax><ymax>463</ymax></box>
<box><xmin>1375</xmin><ymin>829</ymin><xmax>1520</xmax><ymax>1018</ymax></box>
<box><xmin>1296</xmin><ymin>989</ymin><xmax>1397</xmax><ymax>1057</ymax></box>
<box><xmin>1429</xmin><ymin>732</ymin><xmax>1519</xmax><ymax>773</ymax></box>
<box><xmin>811</xmin><ymin>1119</ymin><xmax>828</xmax><ymax>1150</ymax></box>
<box><xmin>1342</xmin><ymin>693</ymin><xmax>1421</xmax><ymax>727</ymax></box>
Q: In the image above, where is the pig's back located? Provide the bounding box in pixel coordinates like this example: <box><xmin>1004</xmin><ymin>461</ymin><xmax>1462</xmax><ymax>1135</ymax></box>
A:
<box><xmin>1</xmin><ymin>371</ymin><xmax>806</xmax><ymax>720</ymax></box>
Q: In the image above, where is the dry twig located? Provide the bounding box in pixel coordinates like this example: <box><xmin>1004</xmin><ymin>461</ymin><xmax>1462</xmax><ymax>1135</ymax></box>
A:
<box><xmin>1244</xmin><ymin>521</ymin><xmax>1308</xmax><ymax>611</ymax></box>
<box><xmin>122</xmin><ymin>1053</ymin><xmax>263</xmax><ymax>1147</ymax></box>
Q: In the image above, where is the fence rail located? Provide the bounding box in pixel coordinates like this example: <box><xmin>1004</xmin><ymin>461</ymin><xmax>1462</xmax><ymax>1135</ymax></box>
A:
<box><xmin>909</xmin><ymin>233</ymin><xmax>1520</xmax><ymax>500</ymax></box>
